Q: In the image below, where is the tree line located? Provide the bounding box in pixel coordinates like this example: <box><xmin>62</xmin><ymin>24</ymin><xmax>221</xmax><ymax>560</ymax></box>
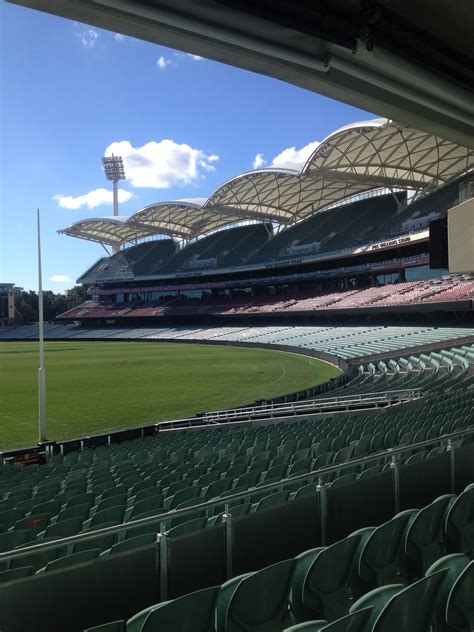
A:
<box><xmin>14</xmin><ymin>286</ymin><xmax>89</xmax><ymax>324</ymax></box>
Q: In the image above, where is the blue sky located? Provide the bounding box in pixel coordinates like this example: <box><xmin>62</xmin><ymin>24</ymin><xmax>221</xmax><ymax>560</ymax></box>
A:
<box><xmin>0</xmin><ymin>3</ymin><xmax>374</xmax><ymax>292</ymax></box>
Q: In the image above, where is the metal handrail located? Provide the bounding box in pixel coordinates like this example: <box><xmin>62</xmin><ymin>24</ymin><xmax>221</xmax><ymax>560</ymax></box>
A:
<box><xmin>1</xmin><ymin>425</ymin><xmax>471</xmax><ymax>563</ymax></box>
<box><xmin>158</xmin><ymin>389</ymin><xmax>423</xmax><ymax>430</ymax></box>
<box><xmin>201</xmin><ymin>389</ymin><xmax>421</xmax><ymax>416</ymax></box>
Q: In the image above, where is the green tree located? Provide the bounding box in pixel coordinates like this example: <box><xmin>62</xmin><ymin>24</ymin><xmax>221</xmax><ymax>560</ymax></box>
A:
<box><xmin>12</xmin><ymin>285</ymin><xmax>89</xmax><ymax>324</ymax></box>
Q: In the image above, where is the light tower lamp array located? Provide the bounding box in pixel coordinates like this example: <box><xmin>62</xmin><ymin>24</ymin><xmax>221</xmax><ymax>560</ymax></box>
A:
<box><xmin>102</xmin><ymin>154</ymin><xmax>126</xmax><ymax>253</ymax></box>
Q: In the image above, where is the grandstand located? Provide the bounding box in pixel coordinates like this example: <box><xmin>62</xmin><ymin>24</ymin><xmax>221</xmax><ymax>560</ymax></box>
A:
<box><xmin>1</xmin><ymin>121</ymin><xmax>473</xmax><ymax>632</ymax></box>
<box><xmin>0</xmin><ymin>327</ymin><xmax>473</xmax><ymax>630</ymax></box>
<box><xmin>51</xmin><ymin>120</ymin><xmax>473</xmax><ymax>328</ymax></box>
<box><xmin>2</xmin><ymin>54</ymin><xmax>474</xmax><ymax>632</ymax></box>
<box><xmin>3</xmin><ymin>1</ymin><xmax>474</xmax><ymax>631</ymax></box>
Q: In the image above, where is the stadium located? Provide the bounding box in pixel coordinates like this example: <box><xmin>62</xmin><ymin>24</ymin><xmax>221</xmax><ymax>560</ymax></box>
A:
<box><xmin>1</xmin><ymin>2</ymin><xmax>474</xmax><ymax>632</ymax></box>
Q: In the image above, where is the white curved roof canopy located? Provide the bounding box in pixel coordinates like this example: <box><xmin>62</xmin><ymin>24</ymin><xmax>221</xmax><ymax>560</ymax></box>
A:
<box><xmin>204</xmin><ymin>168</ymin><xmax>376</xmax><ymax>223</ymax></box>
<box><xmin>303</xmin><ymin>118</ymin><xmax>473</xmax><ymax>186</ymax></box>
<box><xmin>131</xmin><ymin>201</ymin><xmax>257</xmax><ymax>240</ymax></box>
<box><xmin>59</xmin><ymin>118</ymin><xmax>473</xmax><ymax>247</ymax></box>
<box><xmin>57</xmin><ymin>217</ymin><xmax>158</xmax><ymax>246</ymax></box>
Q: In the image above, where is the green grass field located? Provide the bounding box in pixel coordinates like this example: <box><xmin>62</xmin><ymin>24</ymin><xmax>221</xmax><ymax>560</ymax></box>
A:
<box><xmin>0</xmin><ymin>341</ymin><xmax>341</xmax><ymax>450</ymax></box>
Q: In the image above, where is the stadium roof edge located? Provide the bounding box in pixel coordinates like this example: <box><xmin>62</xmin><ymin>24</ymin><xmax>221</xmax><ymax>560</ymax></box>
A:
<box><xmin>58</xmin><ymin>119</ymin><xmax>473</xmax><ymax>247</ymax></box>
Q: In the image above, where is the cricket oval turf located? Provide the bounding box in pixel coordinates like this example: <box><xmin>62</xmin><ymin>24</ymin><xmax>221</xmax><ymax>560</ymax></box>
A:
<box><xmin>0</xmin><ymin>341</ymin><xmax>342</xmax><ymax>449</ymax></box>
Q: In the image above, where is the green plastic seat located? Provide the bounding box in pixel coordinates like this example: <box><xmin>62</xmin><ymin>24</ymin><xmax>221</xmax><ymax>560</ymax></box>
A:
<box><xmin>248</xmin><ymin>459</ymin><xmax>270</xmax><ymax>474</ymax></box>
<box><xmin>128</xmin><ymin>495</ymin><xmax>164</xmax><ymax>521</ymax></box>
<box><xmin>251</xmin><ymin>481</ymin><xmax>282</xmax><ymax>504</ymax></box>
<box><xmin>102</xmin><ymin>533</ymin><xmax>156</xmax><ymax>557</ymax></box>
<box><xmin>426</xmin><ymin>554</ymin><xmax>470</xmax><ymax>631</ymax></box>
<box><xmin>84</xmin><ymin>620</ymin><xmax>126</xmax><ymax>632</ymax></box>
<box><xmin>404</xmin><ymin>452</ymin><xmax>425</xmax><ymax>465</ymax></box>
<box><xmin>123</xmin><ymin>513</ymin><xmax>162</xmax><ymax>537</ymax></box>
<box><xmin>234</xmin><ymin>471</ymin><xmax>260</xmax><ymax>489</ymax></box>
<box><xmin>66</xmin><ymin>492</ymin><xmax>96</xmax><ymax>508</ymax></box>
<box><xmin>329</xmin><ymin>473</ymin><xmax>358</xmax><ymax>488</ymax></box>
<box><xmin>93</xmin><ymin>495</ymin><xmax>127</xmax><ymax>515</ymax></box>
<box><xmin>205</xmin><ymin>478</ymin><xmax>233</xmax><ymax>499</ymax></box>
<box><xmin>290</xmin><ymin>548</ymin><xmax>326</xmax><ymax>622</ymax></box>
<box><xmin>128</xmin><ymin>488</ymin><xmax>161</xmax><ymax>509</ymax></box>
<box><xmin>252</xmin><ymin>490</ymin><xmax>290</xmax><ymax>512</ymax></box>
<box><xmin>40</xmin><ymin>517</ymin><xmax>83</xmax><ymax>540</ymax></box>
<box><xmin>15</xmin><ymin>497</ymin><xmax>44</xmax><ymax>514</ymax></box>
<box><xmin>291</xmin><ymin>483</ymin><xmax>317</xmax><ymax>501</ymax></box>
<box><xmin>217</xmin><ymin>486</ymin><xmax>249</xmax><ymax>510</ymax></box>
<box><xmin>312</xmin><ymin>452</ymin><xmax>334</xmax><ymax>470</ymax></box>
<box><xmin>0</xmin><ymin>566</ymin><xmax>33</xmax><ymax>583</ymax></box>
<box><xmin>85</xmin><ymin>506</ymin><xmax>125</xmax><ymax>529</ymax></box>
<box><xmin>0</xmin><ymin>530</ymin><xmax>30</xmax><ymax>552</ymax></box>
<box><xmin>292</xmin><ymin>448</ymin><xmax>312</xmax><ymax>462</ymax></box>
<box><xmin>163</xmin><ymin>478</ymin><xmax>193</xmax><ymax>497</ymax></box>
<box><xmin>35</xmin><ymin>482</ymin><xmax>60</xmax><ymax>496</ymax></box>
<box><xmin>228</xmin><ymin>502</ymin><xmax>252</xmax><ymax>518</ymax></box>
<box><xmin>54</xmin><ymin>490</ymin><xmax>81</xmax><ymax>505</ymax></box>
<box><xmin>196</xmin><ymin>471</ymin><xmax>221</xmax><ymax>487</ymax></box>
<box><xmin>264</xmin><ymin>464</ymin><xmax>288</xmax><ymax>480</ymax></box>
<box><xmin>208</xmin><ymin>462</ymin><xmax>229</xmax><ymax>475</ymax></box>
<box><xmin>118</xmin><ymin>474</ymin><xmax>142</xmax><ymax>488</ymax></box>
<box><xmin>0</xmin><ymin>509</ymin><xmax>26</xmax><ymax>529</ymax></box>
<box><xmin>371</xmin><ymin>570</ymin><xmax>447</xmax><ymax>631</ymax></box>
<box><xmin>72</xmin><ymin>522</ymin><xmax>119</xmax><ymax>553</ymax></box>
<box><xmin>100</xmin><ymin>486</ymin><xmax>128</xmax><ymax>501</ymax></box>
<box><xmin>9</xmin><ymin>537</ymin><xmax>68</xmax><ymax>571</ymax></box>
<box><xmin>446</xmin><ymin>561</ymin><xmax>474</xmax><ymax>631</ymax></box>
<box><xmin>37</xmin><ymin>548</ymin><xmax>100</xmax><ymax>573</ymax></box>
<box><xmin>13</xmin><ymin>514</ymin><xmax>52</xmax><ymax>538</ymax></box>
<box><xmin>167</xmin><ymin>517</ymin><xmax>207</xmax><ymax>538</ymax></box>
<box><xmin>164</xmin><ymin>486</ymin><xmax>201</xmax><ymax>511</ymax></box>
<box><xmin>284</xmin><ymin>607</ymin><xmax>373</xmax><ymax>631</ymax></box>
<box><xmin>358</xmin><ymin>509</ymin><xmax>418</xmax><ymax>592</ymax></box>
<box><xmin>405</xmin><ymin>495</ymin><xmax>456</xmax><ymax>576</ymax></box>
<box><xmin>127</xmin><ymin>585</ymin><xmax>220</xmax><ymax>632</ymax></box>
<box><xmin>284</xmin><ymin>622</ymin><xmax>328</xmax><ymax>632</ymax></box>
<box><xmin>169</xmin><ymin>497</ymin><xmax>209</xmax><ymax>528</ymax></box>
<box><xmin>30</xmin><ymin>500</ymin><xmax>62</xmax><ymax>517</ymax></box>
<box><xmin>129</xmin><ymin>480</ymin><xmax>157</xmax><ymax>497</ymax></box>
<box><xmin>357</xmin><ymin>466</ymin><xmax>382</xmax><ymax>480</ymax></box>
<box><xmin>271</xmin><ymin>454</ymin><xmax>290</xmax><ymax>467</ymax></box>
<box><xmin>300</xmin><ymin>528</ymin><xmax>375</xmax><ymax>622</ymax></box>
<box><xmin>225</xmin><ymin>464</ymin><xmax>248</xmax><ymax>480</ymax></box>
<box><xmin>288</xmin><ymin>458</ymin><xmax>312</xmax><ymax>477</ymax></box>
<box><xmin>54</xmin><ymin>504</ymin><xmax>91</xmax><ymax>524</ymax></box>
<box><xmin>445</xmin><ymin>484</ymin><xmax>474</xmax><ymax>556</ymax></box>
<box><xmin>65</xmin><ymin>481</ymin><xmax>88</xmax><ymax>495</ymax></box>
<box><xmin>216</xmin><ymin>559</ymin><xmax>295</xmax><ymax>632</ymax></box>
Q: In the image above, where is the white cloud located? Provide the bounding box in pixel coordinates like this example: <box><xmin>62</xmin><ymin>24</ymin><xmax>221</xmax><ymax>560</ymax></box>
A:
<box><xmin>76</xmin><ymin>28</ymin><xmax>99</xmax><ymax>49</ymax></box>
<box><xmin>156</xmin><ymin>55</ymin><xmax>171</xmax><ymax>70</ymax></box>
<box><xmin>53</xmin><ymin>188</ymin><xmax>133</xmax><ymax>210</ymax></box>
<box><xmin>252</xmin><ymin>153</ymin><xmax>266</xmax><ymax>169</ymax></box>
<box><xmin>104</xmin><ymin>140</ymin><xmax>220</xmax><ymax>189</ymax></box>
<box><xmin>188</xmin><ymin>54</ymin><xmax>204</xmax><ymax>61</ymax></box>
<box><xmin>50</xmin><ymin>275</ymin><xmax>71</xmax><ymax>283</ymax></box>
<box><xmin>271</xmin><ymin>140</ymin><xmax>321</xmax><ymax>170</ymax></box>
<box><xmin>114</xmin><ymin>33</ymin><xmax>125</xmax><ymax>43</ymax></box>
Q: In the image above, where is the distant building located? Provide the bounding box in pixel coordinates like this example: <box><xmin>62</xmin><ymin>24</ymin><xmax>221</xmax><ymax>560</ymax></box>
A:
<box><xmin>0</xmin><ymin>283</ymin><xmax>17</xmax><ymax>327</ymax></box>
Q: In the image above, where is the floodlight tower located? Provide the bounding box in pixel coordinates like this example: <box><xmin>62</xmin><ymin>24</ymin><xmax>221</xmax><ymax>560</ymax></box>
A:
<box><xmin>102</xmin><ymin>154</ymin><xmax>126</xmax><ymax>253</ymax></box>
